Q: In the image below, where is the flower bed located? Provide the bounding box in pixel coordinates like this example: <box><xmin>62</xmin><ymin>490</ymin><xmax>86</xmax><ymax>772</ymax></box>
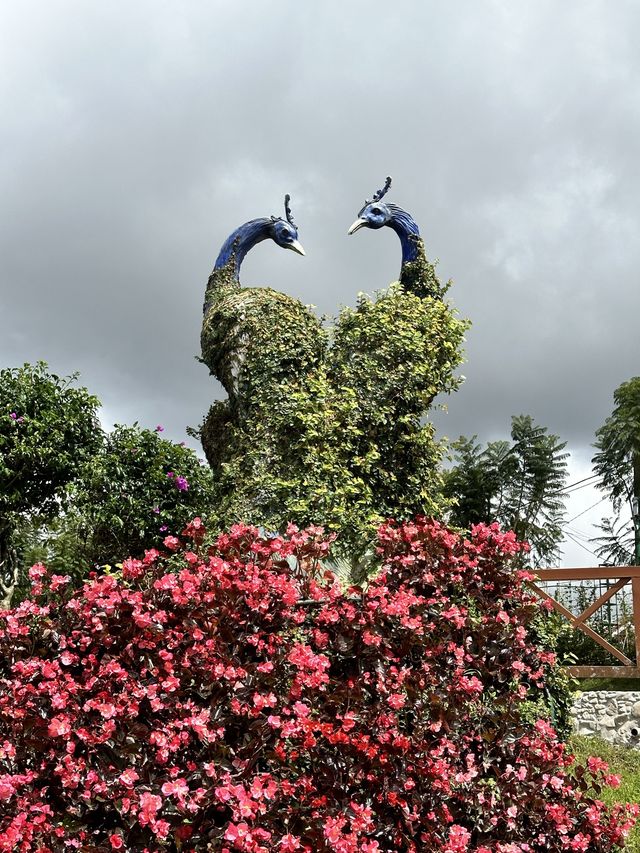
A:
<box><xmin>0</xmin><ymin>518</ymin><xmax>637</xmax><ymax>851</ymax></box>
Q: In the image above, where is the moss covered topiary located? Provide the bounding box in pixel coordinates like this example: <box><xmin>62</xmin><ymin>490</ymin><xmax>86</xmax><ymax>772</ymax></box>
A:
<box><xmin>199</xmin><ymin>241</ymin><xmax>468</xmax><ymax>565</ymax></box>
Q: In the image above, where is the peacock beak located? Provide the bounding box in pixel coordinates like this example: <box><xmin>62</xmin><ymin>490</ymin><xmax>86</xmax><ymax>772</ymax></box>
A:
<box><xmin>287</xmin><ymin>239</ymin><xmax>305</xmax><ymax>256</ymax></box>
<box><xmin>348</xmin><ymin>218</ymin><xmax>367</xmax><ymax>235</ymax></box>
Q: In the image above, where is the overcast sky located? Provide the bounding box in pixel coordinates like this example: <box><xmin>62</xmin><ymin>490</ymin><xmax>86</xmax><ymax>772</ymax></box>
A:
<box><xmin>1</xmin><ymin>1</ymin><xmax>638</xmax><ymax>565</ymax></box>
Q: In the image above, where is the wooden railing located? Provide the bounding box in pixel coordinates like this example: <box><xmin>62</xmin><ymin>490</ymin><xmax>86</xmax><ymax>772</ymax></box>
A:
<box><xmin>529</xmin><ymin>566</ymin><xmax>640</xmax><ymax>678</ymax></box>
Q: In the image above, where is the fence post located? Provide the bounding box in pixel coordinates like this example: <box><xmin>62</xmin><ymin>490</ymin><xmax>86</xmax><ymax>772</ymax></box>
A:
<box><xmin>633</xmin><ymin>576</ymin><xmax>640</xmax><ymax>668</ymax></box>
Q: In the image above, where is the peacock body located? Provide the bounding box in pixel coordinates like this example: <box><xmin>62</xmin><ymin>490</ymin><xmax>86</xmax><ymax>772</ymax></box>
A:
<box><xmin>199</xmin><ymin>198</ymin><xmax>331</xmax><ymax>524</ymax></box>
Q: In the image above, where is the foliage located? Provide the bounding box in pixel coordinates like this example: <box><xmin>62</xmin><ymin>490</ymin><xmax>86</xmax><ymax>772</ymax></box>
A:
<box><xmin>0</xmin><ymin>362</ymin><xmax>101</xmax><ymax>605</ymax></box>
<box><xmin>593</xmin><ymin>378</ymin><xmax>640</xmax><ymax>512</ymax></box>
<box><xmin>55</xmin><ymin>424</ymin><xmax>216</xmax><ymax>573</ymax></box>
<box><xmin>570</xmin><ymin>736</ymin><xmax>640</xmax><ymax>853</ymax></box>
<box><xmin>552</xmin><ymin>583</ymin><xmax>636</xmax><ymax>667</ymax></box>
<box><xmin>444</xmin><ymin>415</ymin><xmax>569</xmax><ymax>566</ymax></box>
<box><xmin>0</xmin><ymin>517</ymin><xmax>637</xmax><ymax>852</ymax></box>
<box><xmin>523</xmin><ymin>607</ymin><xmax>577</xmax><ymax>742</ymax></box>
<box><xmin>199</xmin><ymin>256</ymin><xmax>467</xmax><ymax>567</ymax></box>
<box><xmin>329</xmin><ymin>284</ymin><xmax>465</xmax><ymax>536</ymax></box>
<box><xmin>592</xmin><ymin>516</ymin><xmax>636</xmax><ymax>568</ymax></box>
<box><xmin>592</xmin><ymin>377</ymin><xmax>640</xmax><ymax>565</ymax></box>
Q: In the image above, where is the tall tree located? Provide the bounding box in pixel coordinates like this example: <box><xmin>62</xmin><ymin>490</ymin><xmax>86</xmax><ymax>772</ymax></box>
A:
<box><xmin>445</xmin><ymin>415</ymin><xmax>569</xmax><ymax>565</ymax></box>
<box><xmin>0</xmin><ymin>363</ymin><xmax>101</xmax><ymax>606</ymax></box>
<box><xmin>592</xmin><ymin>376</ymin><xmax>640</xmax><ymax>565</ymax></box>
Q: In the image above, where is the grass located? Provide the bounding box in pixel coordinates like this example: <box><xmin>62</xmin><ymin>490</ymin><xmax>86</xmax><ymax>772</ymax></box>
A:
<box><xmin>576</xmin><ymin>678</ymin><xmax>640</xmax><ymax>692</ymax></box>
<box><xmin>569</xmin><ymin>735</ymin><xmax>640</xmax><ymax>851</ymax></box>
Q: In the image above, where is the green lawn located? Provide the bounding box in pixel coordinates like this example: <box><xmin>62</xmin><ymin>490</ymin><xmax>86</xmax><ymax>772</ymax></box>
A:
<box><xmin>576</xmin><ymin>678</ymin><xmax>640</xmax><ymax>692</ymax></box>
<box><xmin>569</xmin><ymin>735</ymin><xmax>640</xmax><ymax>851</ymax></box>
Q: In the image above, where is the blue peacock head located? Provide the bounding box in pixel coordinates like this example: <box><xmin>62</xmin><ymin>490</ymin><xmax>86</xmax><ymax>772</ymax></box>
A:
<box><xmin>348</xmin><ymin>177</ymin><xmax>394</xmax><ymax>234</ymax></box>
<box><xmin>270</xmin><ymin>194</ymin><xmax>305</xmax><ymax>255</ymax></box>
<box><xmin>212</xmin><ymin>194</ymin><xmax>305</xmax><ymax>280</ymax></box>
<box><xmin>347</xmin><ymin>176</ymin><xmax>422</xmax><ymax>270</ymax></box>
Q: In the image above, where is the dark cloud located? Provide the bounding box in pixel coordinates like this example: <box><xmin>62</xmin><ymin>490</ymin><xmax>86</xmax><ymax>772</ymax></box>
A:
<box><xmin>1</xmin><ymin>2</ymin><xmax>638</xmax><ymax>562</ymax></box>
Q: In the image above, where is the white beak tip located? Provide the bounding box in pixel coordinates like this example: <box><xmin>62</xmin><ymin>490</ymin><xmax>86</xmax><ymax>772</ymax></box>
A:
<box><xmin>348</xmin><ymin>218</ymin><xmax>367</xmax><ymax>235</ymax></box>
<box><xmin>288</xmin><ymin>240</ymin><xmax>305</xmax><ymax>256</ymax></box>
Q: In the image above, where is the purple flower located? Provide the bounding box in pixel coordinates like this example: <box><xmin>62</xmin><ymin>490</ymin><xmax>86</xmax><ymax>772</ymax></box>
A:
<box><xmin>152</xmin><ymin>507</ymin><xmax>160</xmax><ymax>514</ymax></box>
<box><xmin>175</xmin><ymin>476</ymin><xmax>189</xmax><ymax>492</ymax></box>
<box><xmin>155</xmin><ymin>425</ymin><xmax>164</xmax><ymax>432</ymax></box>
<box><xmin>159</xmin><ymin>525</ymin><xmax>168</xmax><ymax>532</ymax></box>
<box><xmin>9</xmin><ymin>412</ymin><xmax>17</xmax><ymax>420</ymax></box>
<box><xmin>167</xmin><ymin>472</ymin><xmax>174</xmax><ymax>479</ymax></box>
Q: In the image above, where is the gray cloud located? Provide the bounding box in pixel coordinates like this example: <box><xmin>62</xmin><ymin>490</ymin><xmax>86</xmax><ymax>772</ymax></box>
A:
<box><xmin>1</xmin><ymin>2</ymin><xmax>639</xmax><ymax>528</ymax></box>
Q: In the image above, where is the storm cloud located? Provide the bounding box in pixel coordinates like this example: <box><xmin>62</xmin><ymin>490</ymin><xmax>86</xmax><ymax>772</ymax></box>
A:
<box><xmin>1</xmin><ymin>1</ymin><xmax>638</xmax><ymax>562</ymax></box>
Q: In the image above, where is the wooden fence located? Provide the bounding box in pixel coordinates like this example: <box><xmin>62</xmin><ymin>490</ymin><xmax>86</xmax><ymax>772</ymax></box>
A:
<box><xmin>529</xmin><ymin>566</ymin><xmax>640</xmax><ymax>678</ymax></box>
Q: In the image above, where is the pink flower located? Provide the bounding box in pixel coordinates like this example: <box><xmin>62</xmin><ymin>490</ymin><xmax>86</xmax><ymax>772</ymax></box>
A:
<box><xmin>161</xmin><ymin>778</ymin><xmax>188</xmax><ymax>798</ymax></box>
<box><xmin>224</xmin><ymin>822</ymin><xmax>250</xmax><ymax>842</ymax></box>
<box><xmin>109</xmin><ymin>834</ymin><xmax>124</xmax><ymax>849</ymax></box>
<box><xmin>138</xmin><ymin>792</ymin><xmax>162</xmax><ymax>826</ymax></box>
<box><xmin>119</xmin><ymin>769</ymin><xmax>139</xmax><ymax>787</ymax></box>
<box><xmin>279</xmin><ymin>834</ymin><xmax>301</xmax><ymax>851</ymax></box>
<box><xmin>48</xmin><ymin>716</ymin><xmax>71</xmax><ymax>738</ymax></box>
<box><xmin>587</xmin><ymin>755</ymin><xmax>609</xmax><ymax>774</ymax></box>
<box><xmin>0</xmin><ymin>776</ymin><xmax>16</xmax><ymax>800</ymax></box>
<box><xmin>28</xmin><ymin>563</ymin><xmax>47</xmax><ymax>580</ymax></box>
<box><xmin>445</xmin><ymin>824</ymin><xmax>471</xmax><ymax>852</ymax></box>
<box><xmin>163</xmin><ymin>535</ymin><xmax>181</xmax><ymax>551</ymax></box>
<box><xmin>48</xmin><ymin>574</ymin><xmax>71</xmax><ymax>592</ymax></box>
<box><xmin>175</xmin><ymin>475</ymin><xmax>189</xmax><ymax>492</ymax></box>
<box><xmin>122</xmin><ymin>558</ymin><xmax>144</xmax><ymax>580</ymax></box>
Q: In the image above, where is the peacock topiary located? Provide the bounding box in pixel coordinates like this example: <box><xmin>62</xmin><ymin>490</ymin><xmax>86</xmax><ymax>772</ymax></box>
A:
<box><xmin>198</xmin><ymin>181</ymin><xmax>468</xmax><ymax>569</ymax></box>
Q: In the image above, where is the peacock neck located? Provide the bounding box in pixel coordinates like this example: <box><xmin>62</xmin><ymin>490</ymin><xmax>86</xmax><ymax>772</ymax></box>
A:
<box><xmin>386</xmin><ymin>204</ymin><xmax>421</xmax><ymax>268</ymax></box>
<box><xmin>214</xmin><ymin>218</ymin><xmax>273</xmax><ymax>280</ymax></box>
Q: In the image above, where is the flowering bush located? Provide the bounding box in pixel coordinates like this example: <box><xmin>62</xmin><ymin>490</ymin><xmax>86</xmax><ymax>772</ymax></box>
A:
<box><xmin>48</xmin><ymin>424</ymin><xmax>215</xmax><ymax>577</ymax></box>
<box><xmin>0</xmin><ymin>518</ymin><xmax>637</xmax><ymax>851</ymax></box>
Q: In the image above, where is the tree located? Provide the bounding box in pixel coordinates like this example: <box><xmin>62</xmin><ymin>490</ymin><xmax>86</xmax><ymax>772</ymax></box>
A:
<box><xmin>444</xmin><ymin>415</ymin><xmax>569</xmax><ymax>565</ymax></box>
<box><xmin>592</xmin><ymin>377</ymin><xmax>640</xmax><ymax>565</ymax></box>
<box><xmin>0</xmin><ymin>362</ymin><xmax>101</xmax><ymax>606</ymax></box>
<box><xmin>49</xmin><ymin>424</ymin><xmax>216</xmax><ymax>573</ymax></box>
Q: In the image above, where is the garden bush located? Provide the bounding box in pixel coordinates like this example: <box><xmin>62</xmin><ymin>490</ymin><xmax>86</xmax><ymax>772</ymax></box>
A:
<box><xmin>0</xmin><ymin>518</ymin><xmax>637</xmax><ymax>851</ymax></box>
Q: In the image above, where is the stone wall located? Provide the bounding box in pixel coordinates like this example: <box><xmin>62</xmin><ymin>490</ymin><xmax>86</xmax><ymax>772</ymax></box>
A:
<box><xmin>571</xmin><ymin>691</ymin><xmax>640</xmax><ymax>748</ymax></box>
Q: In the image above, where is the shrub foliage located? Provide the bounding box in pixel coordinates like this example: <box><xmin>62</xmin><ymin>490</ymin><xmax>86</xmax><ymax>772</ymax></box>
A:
<box><xmin>0</xmin><ymin>518</ymin><xmax>637</xmax><ymax>852</ymax></box>
<box><xmin>0</xmin><ymin>362</ymin><xmax>101</xmax><ymax>605</ymax></box>
<box><xmin>199</xmin><ymin>254</ymin><xmax>467</xmax><ymax>565</ymax></box>
<box><xmin>60</xmin><ymin>423</ymin><xmax>216</xmax><ymax>572</ymax></box>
